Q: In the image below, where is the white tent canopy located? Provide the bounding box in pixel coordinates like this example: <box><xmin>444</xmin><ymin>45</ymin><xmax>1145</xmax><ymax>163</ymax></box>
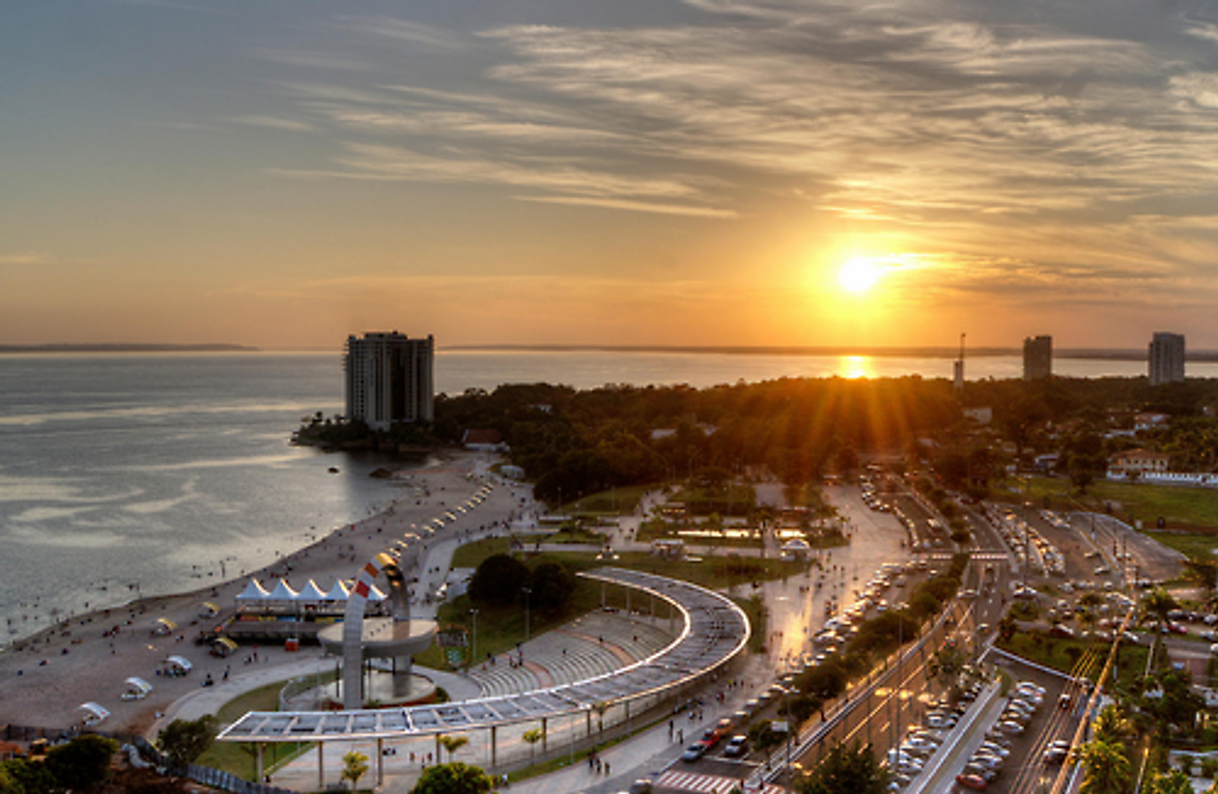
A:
<box><xmin>782</xmin><ymin>538</ymin><xmax>812</xmax><ymax>550</ymax></box>
<box><xmin>235</xmin><ymin>578</ymin><xmax>270</xmax><ymax>601</ymax></box>
<box><xmin>266</xmin><ymin>580</ymin><xmax>299</xmax><ymax>601</ymax></box>
<box><xmin>366</xmin><ymin>584</ymin><xmax>387</xmax><ymax>602</ymax></box>
<box><xmin>297</xmin><ymin>580</ymin><xmax>327</xmax><ymax>602</ymax></box>
<box><xmin>324</xmin><ymin>580</ymin><xmax>350</xmax><ymax>601</ymax></box>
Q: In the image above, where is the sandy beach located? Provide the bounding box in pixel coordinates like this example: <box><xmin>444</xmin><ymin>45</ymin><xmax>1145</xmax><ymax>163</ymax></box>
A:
<box><xmin>0</xmin><ymin>450</ymin><xmax>533</xmax><ymax>736</ymax></box>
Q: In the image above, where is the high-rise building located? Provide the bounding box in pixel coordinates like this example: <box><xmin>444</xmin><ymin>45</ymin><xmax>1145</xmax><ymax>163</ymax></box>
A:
<box><xmin>1023</xmin><ymin>335</ymin><xmax>1053</xmax><ymax>381</ymax></box>
<box><xmin>1148</xmin><ymin>332</ymin><xmax>1186</xmax><ymax>386</ymax></box>
<box><xmin>344</xmin><ymin>332</ymin><xmax>434</xmax><ymax>430</ymax></box>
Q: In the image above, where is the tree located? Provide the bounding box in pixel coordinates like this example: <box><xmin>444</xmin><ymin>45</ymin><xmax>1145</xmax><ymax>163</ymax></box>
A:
<box><xmin>1077</xmin><ymin>739</ymin><xmax>1131</xmax><ymax>794</ymax></box>
<box><xmin>1148</xmin><ymin>770</ymin><xmax>1194</xmax><ymax>794</ymax></box>
<box><xmin>747</xmin><ymin>721</ymin><xmax>783</xmax><ymax>758</ymax></box>
<box><xmin>522</xmin><ymin>728</ymin><xmax>545</xmax><ymax>760</ymax></box>
<box><xmin>592</xmin><ymin>701</ymin><xmax>610</xmax><ymax>734</ymax></box>
<box><xmin>341</xmin><ymin>751</ymin><xmax>369</xmax><ymax>792</ymax></box>
<box><xmin>530</xmin><ymin>561</ymin><xmax>574</xmax><ymax>614</ymax></box>
<box><xmin>1141</xmin><ymin>588</ymin><xmax>1180</xmax><ymax>664</ymax></box>
<box><xmin>157</xmin><ymin>715</ymin><xmax>217</xmax><ymax>770</ymax></box>
<box><xmin>45</xmin><ymin>735</ymin><xmax>119</xmax><ymax>792</ymax></box>
<box><xmin>437</xmin><ymin>734</ymin><xmax>469</xmax><ymax>762</ymax></box>
<box><xmin>410</xmin><ymin>762</ymin><xmax>493</xmax><ymax>794</ymax></box>
<box><xmin>1091</xmin><ymin>704</ymin><xmax>1133</xmax><ymax>744</ymax></box>
<box><xmin>796</xmin><ymin>742</ymin><xmax>890</xmax><ymax>794</ymax></box>
<box><xmin>0</xmin><ymin>758</ymin><xmax>55</xmax><ymax>794</ymax></box>
<box><xmin>468</xmin><ymin>554</ymin><xmax>530</xmax><ymax>606</ymax></box>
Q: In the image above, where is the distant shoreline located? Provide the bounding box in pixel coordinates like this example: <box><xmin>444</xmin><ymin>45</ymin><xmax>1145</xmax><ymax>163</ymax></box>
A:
<box><xmin>0</xmin><ymin>343</ymin><xmax>258</xmax><ymax>353</ymax></box>
<box><xmin>8</xmin><ymin>342</ymin><xmax>1218</xmax><ymax>363</ymax></box>
<box><xmin>443</xmin><ymin>343</ymin><xmax>1218</xmax><ymax>362</ymax></box>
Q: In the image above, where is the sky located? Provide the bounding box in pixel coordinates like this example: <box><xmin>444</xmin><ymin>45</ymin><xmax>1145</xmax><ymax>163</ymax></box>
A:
<box><xmin>6</xmin><ymin>0</ymin><xmax>1218</xmax><ymax>351</ymax></box>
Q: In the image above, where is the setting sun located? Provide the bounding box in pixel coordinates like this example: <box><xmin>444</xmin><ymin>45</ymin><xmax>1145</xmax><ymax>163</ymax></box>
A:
<box><xmin>839</xmin><ymin>258</ymin><xmax>882</xmax><ymax>293</ymax></box>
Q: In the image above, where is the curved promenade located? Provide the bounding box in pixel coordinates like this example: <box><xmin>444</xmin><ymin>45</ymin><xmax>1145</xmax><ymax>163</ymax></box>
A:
<box><xmin>218</xmin><ymin>567</ymin><xmax>748</xmax><ymax>751</ymax></box>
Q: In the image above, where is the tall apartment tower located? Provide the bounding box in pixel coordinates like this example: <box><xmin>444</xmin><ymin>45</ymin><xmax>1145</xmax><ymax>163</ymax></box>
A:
<box><xmin>1148</xmin><ymin>332</ymin><xmax>1186</xmax><ymax>386</ymax></box>
<box><xmin>344</xmin><ymin>332</ymin><xmax>435</xmax><ymax>430</ymax></box>
<box><xmin>1022</xmin><ymin>335</ymin><xmax>1053</xmax><ymax>381</ymax></box>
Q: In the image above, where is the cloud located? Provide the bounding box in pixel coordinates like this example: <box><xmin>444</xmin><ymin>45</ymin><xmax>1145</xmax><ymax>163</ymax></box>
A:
<box><xmin>269</xmin><ymin>141</ymin><xmax>732</xmax><ymax>217</ymax></box>
<box><xmin>237</xmin><ymin>2</ymin><xmax>1218</xmax><ymax>314</ymax></box>
<box><xmin>0</xmin><ymin>252</ymin><xmax>100</xmax><ymax>267</ymax></box>
<box><xmin>232</xmin><ymin>115</ymin><xmax>315</xmax><ymax>132</ymax></box>
<box><xmin>342</xmin><ymin>16</ymin><xmax>468</xmax><ymax>51</ymax></box>
<box><xmin>514</xmin><ymin>195</ymin><xmax>740</xmax><ymax>219</ymax></box>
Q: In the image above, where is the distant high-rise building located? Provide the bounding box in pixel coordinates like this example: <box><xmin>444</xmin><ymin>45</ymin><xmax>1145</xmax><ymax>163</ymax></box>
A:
<box><xmin>1148</xmin><ymin>332</ymin><xmax>1185</xmax><ymax>386</ymax></box>
<box><xmin>344</xmin><ymin>332</ymin><xmax>434</xmax><ymax>430</ymax></box>
<box><xmin>1023</xmin><ymin>335</ymin><xmax>1053</xmax><ymax>381</ymax></box>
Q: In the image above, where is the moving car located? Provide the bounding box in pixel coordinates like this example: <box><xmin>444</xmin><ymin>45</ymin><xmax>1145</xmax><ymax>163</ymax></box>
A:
<box><xmin>723</xmin><ymin>735</ymin><xmax>749</xmax><ymax>758</ymax></box>
<box><xmin>681</xmin><ymin>744</ymin><xmax>706</xmax><ymax>763</ymax></box>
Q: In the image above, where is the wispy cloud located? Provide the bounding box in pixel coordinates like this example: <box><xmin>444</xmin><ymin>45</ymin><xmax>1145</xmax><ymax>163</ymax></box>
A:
<box><xmin>232</xmin><ymin>115</ymin><xmax>315</xmax><ymax>132</ymax></box>
<box><xmin>0</xmin><ymin>252</ymin><xmax>99</xmax><ymax>266</ymax></box>
<box><xmin>235</xmin><ymin>1</ymin><xmax>1218</xmax><ymax>309</ymax></box>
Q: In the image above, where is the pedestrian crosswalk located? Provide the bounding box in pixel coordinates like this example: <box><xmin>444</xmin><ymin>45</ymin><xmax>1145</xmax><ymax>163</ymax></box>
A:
<box><xmin>655</xmin><ymin>769</ymin><xmax>785</xmax><ymax>794</ymax></box>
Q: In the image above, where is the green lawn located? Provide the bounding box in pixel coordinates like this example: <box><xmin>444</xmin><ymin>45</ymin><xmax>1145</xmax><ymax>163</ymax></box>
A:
<box><xmin>995</xmin><ymin>631</ymin><xmax>1149</xmax><ymax>690</ymax></box>
<box><xmin>1142</xmin><ymin>531</ymin><xmax>1218</xmax><ymax>561</ymax></box>
<box><xmin>558</xmin><ymin>484</ymin><xmax>660</xmax><ymax>515</ymax></box>
<box><xmin>451</xmin><ymin>537</ymin><xmax>514</xmax><ymax>568</ymax></box>
<box><xmin>195</xmin><ymin>681</ymin><xmax>315</xmax><ymax>778</ymax></box>
<box><xmin>998</xmin><ymin>476</ymin><xmax>1218</xmax><ymax>553</ymax></box>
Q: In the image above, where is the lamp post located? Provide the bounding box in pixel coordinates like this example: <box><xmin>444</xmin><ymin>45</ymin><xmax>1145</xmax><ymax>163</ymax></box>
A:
<box><xmin>470</xmin><ymin>608</ymin><xmax>479</xmax><ymax>670</ymax></box>
<box><xmin>522</xmin><ymin>587</ymin><xmax>532</xmax><ymax>643</ymax></box>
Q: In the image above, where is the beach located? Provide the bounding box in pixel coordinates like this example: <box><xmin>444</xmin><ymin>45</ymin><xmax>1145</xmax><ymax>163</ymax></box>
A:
<box><xmin>0</xmin><ymin>450</ymin><xmax>533</xmax><ymax>736</ymax></box>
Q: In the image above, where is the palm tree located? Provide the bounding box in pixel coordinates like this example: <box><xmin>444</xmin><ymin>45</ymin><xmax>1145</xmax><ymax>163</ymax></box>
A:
<box><xmin>1077</xmin><ymin>739</ymin><xmax>1131</xmax><ymax>794</ymax></box>
<box><xmin>522</xmin><ymin>728</ymin><xmax>545</xmax><ymax>760</ymax></box>
<box><xmin>1091</xmin><ymin>704</ymin><xmax>1133</xmax><ymax>745</ymax></box>
<box><xmin>1141</xmin><ymin>588</ymin><xmax>1179</xmax><ymax>668</ymax></box>
<box><xmin>437</xmin><ymin>734</ymin><xmax>469</xmax><ymax>762</ymax></box>
<box><xmin>1147</xmin><ymin>770</ymin><xmax>1193</xmax><ymax>794</ymax></box>
<box><xmin>340</xmin><ymin>750</ymin><xmax>369</xmax><ymax>792</ymax></box>
<box><xmin>592</xmin><ymin>701</ymin><xmax>610</xmax><ymax>734</ymax></box>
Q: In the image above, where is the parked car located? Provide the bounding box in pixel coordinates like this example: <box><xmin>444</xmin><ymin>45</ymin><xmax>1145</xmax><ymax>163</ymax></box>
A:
<box><xmin>956</xmin><ymin>773</ymin><xmax>989</xmax><ymax>791</ymax></box>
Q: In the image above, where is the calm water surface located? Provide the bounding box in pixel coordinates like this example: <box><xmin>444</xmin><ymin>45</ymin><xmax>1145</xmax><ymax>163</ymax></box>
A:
<box><xmin>1</xmin><ymin>349</ymin><xmax>1211</xmax><ymax>645</ymax></box>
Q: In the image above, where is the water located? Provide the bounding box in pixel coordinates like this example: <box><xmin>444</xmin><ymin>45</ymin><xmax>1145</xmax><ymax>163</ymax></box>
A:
<box><xmin>1</xmin><ymin>348</ymin><xmax>1213</xmax><ymax>647</ymax></box>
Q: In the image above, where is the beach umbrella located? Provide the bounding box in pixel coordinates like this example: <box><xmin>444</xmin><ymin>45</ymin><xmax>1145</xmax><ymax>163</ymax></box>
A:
<box><xmin>165</xmin><ymin>655</ymin><xmax>193</xmax><ymax>672</ymax></box>
<box><xmin>154</xmin><ymin>617</ymin><xmax>178</xmax><ymax>633</ymax></box>
<box><xmin>122</xmin><ymin>677</ymin><xmax>152</xmax><ymax>700</ymax></box>
<box><xmin>199</xmin><ymin>601</ymin><xmax>220</xmax><ymax>617</ymax></box>
<box><xmin>78</xmin><ymin>702</ymin><xmax>109</xmax><ymax>725</ymax></box>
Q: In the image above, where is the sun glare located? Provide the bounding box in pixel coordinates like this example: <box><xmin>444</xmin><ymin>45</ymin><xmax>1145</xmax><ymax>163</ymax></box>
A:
<box><xmin>839</xmin><ymin>258</ymin><xmax>881</xmax><ymax>293</ymax></box>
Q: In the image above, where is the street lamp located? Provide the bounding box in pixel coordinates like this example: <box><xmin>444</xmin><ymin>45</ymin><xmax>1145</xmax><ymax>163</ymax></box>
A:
<box><xmin>522</xmin><ymin>587</ymin><xmax>532</xmax><ymax>643</ymax></box>
<box><xmin>469</xmin><ymin>608</ymin><xmax>479</xmax><ymax>670</ymax></box>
